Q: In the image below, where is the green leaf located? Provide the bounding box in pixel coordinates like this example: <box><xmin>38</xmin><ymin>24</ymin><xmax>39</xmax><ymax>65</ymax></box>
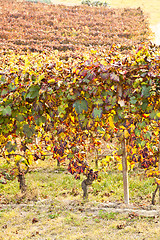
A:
<box><xmin>58</xmin><ymin>106</ymin><xmax>66</xmax><ymax>115</ymax></box>
<box><xmin>141</xmin><ymin>99</ymin><xmax>148</xmax><ymax>111</ymax></box>
<box><xmin>16</xmin><ymin>114</ymin><xmax>25</xmax><ymax>122</ymax></box>
<box><xmin>129</xmin><ymin>96</ymin><xmax>137</xmax><ymax>105</ymax></box>
<box><xmin>111</xmin><ymin>96</ymin><xmax>117</xmax><ymax>106</ymax></box>
<box><xmin>73</xmin><ymin>99</ymin><xmax>88</xmax><ymax>114</ymax></box>
<box><xmin>141</xmin><ymin>86</ymin><xmax>150</xmax><ymax>98</ymax></box>
<box><xmin>23</xmin><ymin>124</ymin><xmax>35</xmax><ymax>137</ymax></box>
<box><xmin>35</xmin><ymin>116</ymin><xmax>46</xmax><ymax>125</ymax></box>
<box><xmin>102</xmin><ymin>89</ymin><xmax>113</xmax><ymax>98</ymax></box>
<box><xmin>1</xmin><ymin>106</ymin><xmax>12</xmax><ymax>116</ymax></box>
<box><xmin>137</xmin><ymin>121</ymin><xmax>146</xmax><ymax>128</ymax></box>
<box><xmin>26</xmin><ymin>85</ymin><xmax>40</xmax><ymax>99</ymax></box>
<box><xmin>92</xmin><ymin>107</ymin><xmax>103</xmax><ymax>119</ymax></box>
<box><xmin>135</xmin><ymin>128</ymin><xmax>141</xmax><ymax>137</ymax></box>
<box><xmin>0</xmin><ymin>117</ymin><xmax>4</xmax><ymax>124</ymax></box>
<box><xmin>150</xmin><ymin>110</ymin><xmax>159</xmax><ymax>120</ymax></box>
<box><xmin>0</xmin><ymin>75</ymin><xmax>6</xmax><ymax>83</ymax></box>
<box><xmin>82</xmin><ymin>118</ymin><xmax>88</xmax><ymax>128</ymax></box>
<box><xmin>85</xmin><ymin>92</ymin><xmax>90</xmax><ymax>99</ymax></box>
<box><xmin>139</xmin><ymin>140</ymin><xmax>146</xmax><ymax>147</ymax></box>
<box><xmin>1</xmin><ymin>89</ymin><xmax>8</xmax><ymax>96</ymax></box>
<box><xmin>144</xmin><ymin>132</ymin><xmax>151</xmax><ymax>140</ymax></box>
<box><xmin>33</xmin><ymin>101</ymin><xmax>43</xmax><ymax>113</ymax></box>
<box><xmin>117</xmin><ymin>148</ymin><xmax>123</xmax><ymax>156</ymax></box>
<box><xmin>78</xmin><ymin>113</ymin><xmax>86</xmax><ymax>121</ymax></box>
<box><xmin>67</xmin><ymin>153</ymin><xmax>74</xmax><ymax>159</ymax></box>
<box><xmin>5</xmin><ymin>141</ymin><xmax>17</xmax><ymax>153</ymax></box>
<box><xmin>8</xmin><ymin>83</ymin><xmax>17</xmax><ymax>91</ymax></box>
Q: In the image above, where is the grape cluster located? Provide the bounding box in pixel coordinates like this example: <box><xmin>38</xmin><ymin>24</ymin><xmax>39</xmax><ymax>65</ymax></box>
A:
<box><xmin>68</xmin><ymin>158</ymin><xmax>98</xmax><ymax>180</ymax></box>
<box><xmin>132</xmin><ymin>147</ymin><xmax>158</xmax><ymax>169</ymax></box>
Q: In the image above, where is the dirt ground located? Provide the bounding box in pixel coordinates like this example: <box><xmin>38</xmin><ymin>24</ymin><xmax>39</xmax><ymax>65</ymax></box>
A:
<box><xmin>1</xmin><ymin>198</ymin><xmax>160</xmax><ymax>240</ymax></box>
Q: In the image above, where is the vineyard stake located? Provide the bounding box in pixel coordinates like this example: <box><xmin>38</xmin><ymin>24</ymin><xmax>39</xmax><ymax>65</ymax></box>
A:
<box><xmin>121</xmin><ymin>136</ymin><xmax>129</xmax><ymax>205</ymax></box>
<box><xmin>118</xmin><ymin>85</ymin><xmax>129</xmax><ymax>205</ymax></box>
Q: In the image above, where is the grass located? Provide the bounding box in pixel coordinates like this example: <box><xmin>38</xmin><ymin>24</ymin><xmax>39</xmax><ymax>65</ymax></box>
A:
<box><xmin>0</xmin><ymin>160</ymin><xmax>155</xmax><ymax>204</ymax></box>
<box><xmin>0</xmin><ymin>160</ymin><xmax>160</xmax><ymax>239</ymax></box>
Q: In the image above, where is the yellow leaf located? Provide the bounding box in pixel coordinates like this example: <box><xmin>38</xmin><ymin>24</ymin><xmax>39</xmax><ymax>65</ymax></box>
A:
<box><xmin>100</xmin><ymin>59</ymin><xmax>107</xmax><ymax>66</ymax></box>
<box><xmin>118</xmin><ymin>163</ymin><xmax>122</xmax><ymax>171</ymax></box>
<box><xmin>15</xmin><ymin>77</ymin><xmax>19</xmax><ymax>85</ymax></box>
<box><xmin>127</xmin><ymin>161</ymin><xmax>135</xmax><ymax>170</ymax></box>
<box><xmin>124</xmin><ymin>129</ymin><xmax>129</xmax><ymax>139</ymax></box>
<box><xmin>115</xmin><ymin>156</ymin><xmax>121</xmax><ymax>162</ymax></box>
<box><xmin>132</xmin><ymin>148</ymin><xmax>137</xmax><ymax>154</ymax></box>
<box><xmin>73</xmin><ymin>78</ymin><xmax>77</xmax><ymax>83</ymax></box>
<box><xmin>28</xmin><ymin>154</ymin><xmax>34</xmax><ymax>164</ymax></box>
<box><xmin>46</xmin><ymin>114</ymin><xmax>51</xmax><ymax>120</ymax></box>
<box><xmin>71</xmin><ymin>128</ymin><xmax>76</xmax><ymax>133</ymax></box>
<box><xmin>15</xmin><ymin>155</ymin><xmax>22</xmax><ymax>162</ymax></box>
<box><xmin>156</xmin><ymin>112</ymin><xmax>160</xmax><ymax>118</ymax></box>
<box><xmin>91</xmin><ymin>49</ymin><xmax>97</xmax><ymax>54</ymax></box>
<box><xmin>95</xmin><ymin>122</ymin><xmax>98</xmax><ymax>127</ymax></box>
<box><xmin>38</xmin><ymin>132</ymin><xmax>42</xmax><ymax>138</ymax></box>
<box><xmin>70</xmin><ymin>115</ymin><xmax>75</xmax><ymax>123</ymax></box>
<box><xmin>155</xmin><ymin>131</ymin><xmax>159</xmax><ymax>136</ymax></box>
<box><xmin>108</xmin><ymin>116</ymin><xmax>114</xmax><ymax>129</ymax></box>
<box><xmin>105</xmin><ymin>134</ymin><xmax>110</xmax><ymax>141</ymax></box>
<box><xmin>48</xmin><ymin>79</ymin><xmax>55</xmax><ymax>83</ymax></box>
<box><xmin>105</xmin><ymin>156</ymin><xmax>111</xmax><ymax>162</ymax></box>
<box><xmin>130</xmin><ymin>124</ymin><xmax>135</xmax><ymax>132</ymax></box>
<box><xmin>47</xmin><ymin>146</ymin><xmax>51</xmax><ymax>151</ymax></box>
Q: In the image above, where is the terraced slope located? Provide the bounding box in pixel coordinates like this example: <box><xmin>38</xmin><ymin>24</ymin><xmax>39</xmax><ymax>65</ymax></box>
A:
<box><xmin>0</xmin><ymin>0</ymin><xmax>150</xmax><ymax>53</ymax></box>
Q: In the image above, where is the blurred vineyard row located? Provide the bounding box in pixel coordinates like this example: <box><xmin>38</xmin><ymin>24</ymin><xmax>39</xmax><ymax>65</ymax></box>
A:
<box><xmin>0</xmin><ymin>0</ymin><xmax>151</xmax><ymax>53</ymax></box>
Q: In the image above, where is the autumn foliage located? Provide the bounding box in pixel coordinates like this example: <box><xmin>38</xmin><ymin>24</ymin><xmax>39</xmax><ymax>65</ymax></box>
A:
<box><xmin>0</xmin><ymin>0</ymin><xmax>150</xmax><ymax>53</ymax></box>
<box><xmin>0</xmin><ymin>0</ymin><xmax>159</xmax><ymax>197</ymax></box>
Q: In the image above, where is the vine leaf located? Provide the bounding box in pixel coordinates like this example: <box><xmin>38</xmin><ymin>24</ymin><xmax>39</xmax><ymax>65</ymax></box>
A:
<box><xmin>23</xmin><ymin>124</ymin><xmax>35</xmax><ymax>137</ymax></box>
<box><xmin>26</xmin><ymin>85</ymin><xmax>40</xmax><ymax>99</ymax></box>
<box><xmin>1</xmin><ymin>106</ymin><xmax>12</xmax><ymax>116</ymax></box>
<box><xmin>73</xmin><ymin>99</ymin><xmax>88</xmax><ymax>114</ymax></box>
<box><xmin>92</xmin><ymin>107</ymin><xmax>103</xmax><ymax>119</ymax></box>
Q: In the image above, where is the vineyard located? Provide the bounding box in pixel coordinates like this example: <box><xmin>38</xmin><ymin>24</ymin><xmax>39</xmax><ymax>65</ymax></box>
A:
<box><xmin>0</xmin><ymin>0</ymin><xmax>151</xmax><ymax>52</ymax></box>
<box><xmin>0</xmin><ymin>0</ymin><xmax>160</xmax><ymax>239</ymax></box>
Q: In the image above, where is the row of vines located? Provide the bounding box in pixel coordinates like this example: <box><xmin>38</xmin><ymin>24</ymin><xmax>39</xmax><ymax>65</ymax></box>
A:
<box><xmin>0</xmin><ymin>43</ymin><xmax>159</xmax><ymax>203</ymax></box>
<box><xmin>0</xmin><ymin>0</ymin><xmax>159</xmax><ymax>204</ymax></box>
<box><xmin>0</xmin><ymin>0</ymin><xmax>150</xmax><ymax>53</ymax></box>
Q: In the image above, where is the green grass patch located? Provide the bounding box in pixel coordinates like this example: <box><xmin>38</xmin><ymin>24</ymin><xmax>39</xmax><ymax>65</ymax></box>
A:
<box><xmin>0</xmin><ymin>161</ymin><xmax>156</xmax><ymax>205</ymax></box>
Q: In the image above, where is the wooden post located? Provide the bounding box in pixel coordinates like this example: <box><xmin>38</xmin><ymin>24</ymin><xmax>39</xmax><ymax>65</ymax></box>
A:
<box><xmin>118</xmin><ymin>85</ymin><xmax>129</xmax><ymax>205</ymax></box>
<box><xmin>121</xmin><ymin>136</ymin><xmax>129</xmax><ymax>205</ymax></box>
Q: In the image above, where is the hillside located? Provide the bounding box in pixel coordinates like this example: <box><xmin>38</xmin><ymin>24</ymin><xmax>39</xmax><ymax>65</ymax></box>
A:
<box><xmin>0</xmin><ymin>0</ymin><xmax>151</xmax><ymax>53</ymax></box>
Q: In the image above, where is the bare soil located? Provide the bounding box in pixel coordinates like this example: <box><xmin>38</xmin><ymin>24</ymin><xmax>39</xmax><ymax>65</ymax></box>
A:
<box><xmin>1</xmin><ymin>198</ymin><xmax>160</xmax><ymax>240</ymax></box>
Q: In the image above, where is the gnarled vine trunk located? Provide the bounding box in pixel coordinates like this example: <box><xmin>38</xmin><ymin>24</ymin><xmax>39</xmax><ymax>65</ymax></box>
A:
<box><xmin>81</xmin><ymin>174</ymin><xmax>94</xmax><ymax>199</ymax></box>
<box><xmin>17</xmin><ymin>173</ymin><xmax>27</xmax><ymax>193</ymax></box>
<box><xmin>17</xmin><ymin>162</ymin><xmax>29</xmax><ymax>193</ymax></box>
